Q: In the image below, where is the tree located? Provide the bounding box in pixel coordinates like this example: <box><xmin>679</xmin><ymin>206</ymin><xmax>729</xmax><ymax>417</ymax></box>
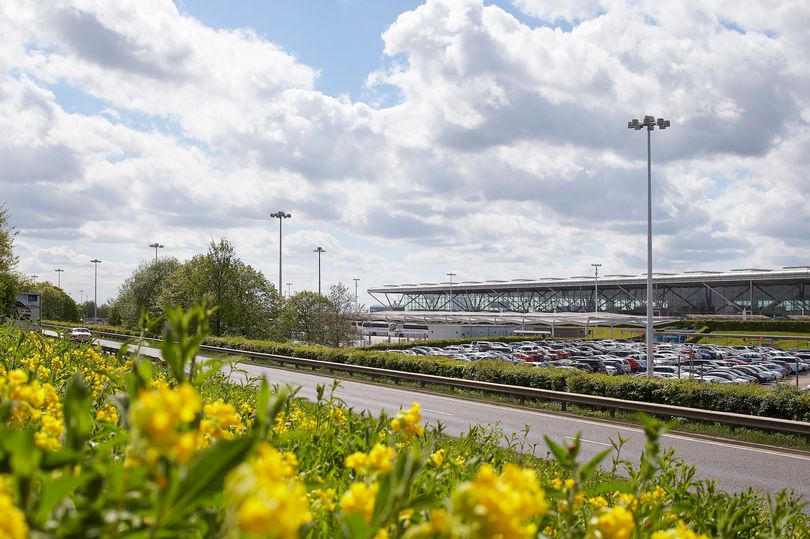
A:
<box><xmin>324</xmin><ymin>282</ymin><xmax>361</xmax><ymax>347</ymax></box>
<box><xmin>111</xmin><ymin>258</ymin><xmax>181</xmax><ymax>329</ymax></box>
<box><xmin>36</xmin><ymin>282</ymin><xmax>81</xmax><ymax>322</ymax></box>
<box><xmin>278</xmin><ymin>291</ymin><xmax>334</xmax><ymax>344</ymax></box>
<box><xmin>157</xmin><ymin>238</ymin><xmax>283</xmax><ymax>339</ymax></box>
<box><xmin>0</xmin><ymin>204</ymin><xmax>19</xmax><ymax>318</ymax></box>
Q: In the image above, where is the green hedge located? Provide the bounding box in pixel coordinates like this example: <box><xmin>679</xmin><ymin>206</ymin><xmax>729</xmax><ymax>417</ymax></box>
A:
<box><xmin>44</xmin><ymin>321</ymin><xmax>810</xmax><ymax>423</ymax></box>
<box><xmin>669</xmin><ymin>319</ymin><xmax>810</xmax><ymax>333</ymax></box>
<box><xmin>42</xmin><ymin>320</ymin><xmax>143</xmax><ymax>337</ymax></box>
<box><xmin>202</xmin><ymin>335</ymin><xmax>810</xmax><ymax>423</ymax></box>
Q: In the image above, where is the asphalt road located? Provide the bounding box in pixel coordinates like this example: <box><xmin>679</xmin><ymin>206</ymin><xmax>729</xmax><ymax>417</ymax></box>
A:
<box><xmin>97</xmin><ymin>338</ymin><xmax>810</xmax><ymax>499</ymax></box>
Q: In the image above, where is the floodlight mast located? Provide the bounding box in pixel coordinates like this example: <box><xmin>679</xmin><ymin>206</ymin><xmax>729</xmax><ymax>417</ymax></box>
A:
<box><xmin>627</xmin><ymin>115</ymin><xmax>670</xmax><ymax>378</ymax></box>
<box><xmin>270</xmin><ymin>211</ymin><xmax>292</xmax><ymax>296</ymax></box>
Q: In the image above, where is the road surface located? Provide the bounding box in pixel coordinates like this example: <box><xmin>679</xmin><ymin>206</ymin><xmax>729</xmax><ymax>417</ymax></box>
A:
<box><xmin>97</xmin><ymin>338</ymin><xmax>810</xmax><ymax>498</ymax></box>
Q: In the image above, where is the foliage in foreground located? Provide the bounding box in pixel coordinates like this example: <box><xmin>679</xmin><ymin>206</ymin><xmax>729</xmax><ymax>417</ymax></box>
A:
<box><xmin>2</xmin><ymin>306</ymin><xmax>808</xmax><ymax>538</ymax></box>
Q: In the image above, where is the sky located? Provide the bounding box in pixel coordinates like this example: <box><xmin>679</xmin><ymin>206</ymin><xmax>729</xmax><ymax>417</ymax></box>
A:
<box><xmin>1</xmin><ymin>0</ymin><xmax>809</xmax><ymax>309</ymax></box>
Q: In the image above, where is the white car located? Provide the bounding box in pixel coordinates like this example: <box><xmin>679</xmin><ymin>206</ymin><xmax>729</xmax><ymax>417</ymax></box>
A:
<box><xmin>67</xmin><ymin>327</ymin><xmax>93</xmax><ymax>342</ymax></box>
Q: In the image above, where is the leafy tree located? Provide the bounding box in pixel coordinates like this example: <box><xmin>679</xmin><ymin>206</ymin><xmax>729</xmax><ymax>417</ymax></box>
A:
<box><xmin>158</xmin><ymin>238</ymin><xmax>283</xmax><ymax>339</ymax></box>
<box><xmin>0</xmin><ymin>204</ymin><xmax>19</xmax><ymax>317</ymax></box>
<box><xmin>278</xmin><ymin>291</ymin><xmax>334</xmax><ymax>344</ymax></box>
<box><xmin>325</xmin><ymin>282</ymin><xmax>361</xmax><ymax>347</ymax></box>
<box><xmin>111</xmin><ymin>258</ymin><xmax>181</xmax><ymax>328</ymax></box>
<box><xmin>36</xmin><ymin>282</ymin><xmax>81</xmax><ymax>322</ymax></box>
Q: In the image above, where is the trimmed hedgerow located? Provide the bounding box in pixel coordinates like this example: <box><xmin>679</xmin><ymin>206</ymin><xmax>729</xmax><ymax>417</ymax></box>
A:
<box><xmin>202</xmin><ymin>335</ymin><xmax>810</xmax><ymax>423</ymax></box>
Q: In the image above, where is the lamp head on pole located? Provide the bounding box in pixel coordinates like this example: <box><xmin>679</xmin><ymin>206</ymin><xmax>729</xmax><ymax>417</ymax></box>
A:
<box><xmin>628</xmin><ymin>116</ymin><xmax>670</xmax><ymax>131</ymax></box>
<box><xmin>313</xmin><ymin>247</ymin><xmax>325</xmax><ymax>254</ymax></box>
<box><xmin>90</xmin><ymin>259</ymin><xmax>101</xmax><ymax>264</ymax></box>
<box><xmin>271</xmin><ymin>211</ymin><xmax>292</xmax><ymax>219</ymax></box>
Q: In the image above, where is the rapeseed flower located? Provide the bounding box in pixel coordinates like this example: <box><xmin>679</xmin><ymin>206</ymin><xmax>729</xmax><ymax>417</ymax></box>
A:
<box><xmin>225</xmin><ymin>443</ymin><xmax>311</xmax><ymax>539</ymax></box>
<box><xmin>587</xmin><ymin>505</ymin><xmax>636</xmax><ymax>539</ymax></box>
<box><xmin>0</xmin><ymin>489</ymin><xmax>27</xmax><ymax>539</ymax></box>
<box><xmin>651</xmin><ymin>521</ymin><xmax>710</xmax><ymax>539</ymax></box>
<box><xmin>340</xmin><ymin>481</ymin><xmax>379</xmax><ymax>523</ymax></box>
<box><xmin>391</xmin><ymin>402</ymin><xmax>424</xmax><ymax>439</ymax></box>
<box><xmin>450</xmin><ymin>463</ymin><xmax>547</xmax><ymax>539</ymax></box>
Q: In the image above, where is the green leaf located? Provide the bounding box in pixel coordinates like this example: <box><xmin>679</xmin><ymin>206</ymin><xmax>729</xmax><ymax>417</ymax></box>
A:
<box><xmin>581</xmin><ymin>448</ymin><xmax>613</xmax><ymax>479</ymax></box>
<box><xmin>63</xmin><ymin>374</ymin><xmax>93</xmax><ymax>452</ymax></box>
<box><xmin>41</xmin><ymin>449</ymin><xmax>82</xmax><ymax>470</ymax></box>
<box><xmin>34</xmin><ymin>474</ymin><xmax>89</xmax><ymax>523</ymax></box>
<box><xmin>544</xmin><ymin>435</ymin><xmax>570</xmax><ymax>468</ymax></box>
<box><xmin>587</xmin><ymin>480</ymin><xmax>634</xmax><ymax>497</ymax></box>
<box><xmin>157</xmin><ymin>435</ymin><xmax>256</xmax><ymax>528</ymax></box>
<box><xmin>0</xmin><ymin>428</ymin><xmax>41</xmax><ymax>476</ymax></box>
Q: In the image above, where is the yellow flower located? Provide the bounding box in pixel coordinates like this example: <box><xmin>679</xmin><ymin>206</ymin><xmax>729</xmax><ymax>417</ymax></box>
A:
<box><xmin>96</xmin><ymin>403</ymin><xmax>119</xmax><ymax>423</ymax></box>
<box><xmin>340</xmin><ymin>481</ymin><xmax>379</xmax><ymax>522</ymax></box>
<box><xmin>640</xmin><ymin>486</ymin><xmax>668</xmax><ymax>505</ymax></box>
<box><xmin>128</xmin><ymin>382</ymin><xmax>202</xmax><ymax>464</ymax></box>
<box><xmin>225</xmin><ymin>443</ymin><xmax>311</xmax><ymax>539</ymax></box>
<box><xmin>651</xmin><ymin>521</ymin><xmax>710</xmax><ymax>539</ymax></box>
<box><xmin>450</xmin><ymin>463</ymin><xmax>547</xmax><ymax>539</ymax></box>
<box><xmin>588</xmin><ymin>496</ymin><xmax>609</xmax><ymax>509</ymax></box>
<box><xmin>587</xmin><ymin>506</ymin><xmax>636</xmax><ymax>539</ymax></box>
<box><xmin>0</xmin><ymin>491</ymin><xmax>27</xmax><ymax>539</ymax></box>
<box><xmin>346</xmin><ymin>451</ymin><xmax>368</xmax><ymax>471</ymax></box>
<box><xmin>430</xmin><ymin>449</ymin><xmax>445</xmax><ymax>468</ymax></box>
<box><xmin>310</xmin><ymin>488</ymin><xmax>337</xmax><ymax>511</ymax></box>
<box><xmin>390</xmin><ymin>403</ymin><xmax>424</xmax><ymax>439</ymax></box>
<box><xmin>399</xmin><ymin>508</ymin><xmax>414</xmax><ymax>522</ymax></box>
<box><xmin>402</xmin><ymin>509</ymin><xmax>451</xmax><ymax>538</ymax></box>
<box><xmin>367</xmin><ymin>444</ymin><xmax>396</xmax><ymax>474</ymax></box>
<box><xmin>613</xmin><ymin>492</ymin><xmax>638</xmax><ymax>511</ymax></box>
<box><xmin>373</xmin><ymin>529</ymin><xmax>390</xmax><ymax>539</ymax></box>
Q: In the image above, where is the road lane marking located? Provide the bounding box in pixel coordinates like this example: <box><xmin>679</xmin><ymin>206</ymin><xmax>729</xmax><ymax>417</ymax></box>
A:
<box><xmin>423</xmin><ymin>408</ymin><xmax>453</xmax><ymax>416</ymax></box>
<box><xmin>565</xmin><ymin>436</ymin><xmax>611</xmax><ymax>447</ymax></box>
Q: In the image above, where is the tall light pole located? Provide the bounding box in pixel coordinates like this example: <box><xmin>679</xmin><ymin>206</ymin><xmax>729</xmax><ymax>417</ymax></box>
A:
<box><xmin>286</xmin><ymin>282</ymin><xmax>292</xmax><ymax>299</ymax></box>
<box><xmin>149</xmin><ymin>243</ymin><xmax>164</xmax><ymax>263</ymax></box>
<box><xmin>54</xmin><ymin>268</ymin><xmax>64</xmax><ymax>288</ymax></box>
<box><xmin>629</xmin><ymin>115</ymin><xmax>670</xmax><ymax>377</ymax></box>
<box><xmin>447</xmin><ymin>272</ymin><xmax>456</xmax><ymax>311</ymax></box>
<box><xmin>353</xmin><ymin>278</ymin><xmax>360</xmax><ymax>310</ymax></box>
<box><xmin>313</xmin><ymin>247</ymin><xmax>326</xmax><ymax>295</ymax></box>
<box><xmin>270</xmin><ymin>211</ymin><xmax>292</xmax><ymax>296</ymax></box>
<box><xmin>591</xmin><ymin>263</ymin><xmax>601</xmax><ymax>312</ymax></box>
<box><xmin>90</xmin><ymin>259</ymin><xmax>101</xmax><ymax>320</ymax></box>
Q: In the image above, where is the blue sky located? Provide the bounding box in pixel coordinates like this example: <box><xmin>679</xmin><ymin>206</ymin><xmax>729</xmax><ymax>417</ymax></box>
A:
<box><xmin>1</xmin><ymin>0</ymin><xmax>808</xmax><ymax>306</ymax></box>
<box><xmin>177</xmin><ymin>0</ymin><xmax>543</xmax><ymax>100</ymax></box>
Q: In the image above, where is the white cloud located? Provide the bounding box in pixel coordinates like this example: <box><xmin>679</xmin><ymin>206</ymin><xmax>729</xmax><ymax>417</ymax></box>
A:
<box><xmin>1</xmin><ymin>0</ymin><xmax>809</xmax><ymax>307</ymax></box>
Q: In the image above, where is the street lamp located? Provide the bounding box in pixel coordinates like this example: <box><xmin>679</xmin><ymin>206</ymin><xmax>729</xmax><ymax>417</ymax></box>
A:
<box><xmin>447</xmin><ymin>272</ymin><xmax>456</xmax><ymax>312</ymax></box>
<box><xmin>148</xmin><ymin>243</ymin><xmax>164</xmax><ymax>263</ymax></box>
<box><xmin>628</xmin><ymin>115</ymin><xmax>670</xmax><ymax>377</ymax></box>
<box><xmin>54</xmin><ymin>268</ymin><xmax>64</xmax><ymax>288</ymax></box>
<box><xmin>313</xmin><ymin>247</ymin><xmax>326</xmax><ymax>295</ymax></box>
<box><xmin>353</xmin><ymin>278</ymin><xmax>360</xmax><ymax>310</ymax></box>
<box><xmin>90</xmin><ymin>259</ymin><xmax>101</xmax><ymax>320</ymax></box>
<box><xmin>270</xmin><ymin>211</ymin><xmax>292</xmax><ymax>296</ymax></box>
<box><xmin>591</xmin><ymin>263</ymin><xmax>601</xmax><ymax>312</ymax></box>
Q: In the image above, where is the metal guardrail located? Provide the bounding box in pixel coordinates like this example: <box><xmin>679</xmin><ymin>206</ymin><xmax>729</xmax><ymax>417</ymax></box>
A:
<box><xmin>69</xmin><ymin>328</ymin><xmax>810</xmax><ymax>438</ymax></box>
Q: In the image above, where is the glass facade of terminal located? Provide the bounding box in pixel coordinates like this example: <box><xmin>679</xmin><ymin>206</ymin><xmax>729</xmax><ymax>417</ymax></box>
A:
<box><xmin>371</xmin><ymin>275</ymin><xmax>810</xmax><ymax>316</ymax></box>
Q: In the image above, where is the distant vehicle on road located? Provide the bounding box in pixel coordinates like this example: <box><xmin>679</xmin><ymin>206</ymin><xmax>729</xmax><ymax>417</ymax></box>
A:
<box><xmin>67</xmin><ymin>327</ymin><xmax>93</xmax><ymax>342</ymax></box>
<box><xmin>352</xmin><ymin>321</ymin><xmax>394</xmax><ymax>337</ymax></box>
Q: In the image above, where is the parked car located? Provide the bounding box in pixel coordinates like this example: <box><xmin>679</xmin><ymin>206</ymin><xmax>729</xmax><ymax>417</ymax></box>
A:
<box><xmin>67</xmin><ymin>327</ymin><xmax>93</xmax><ymax>342</ymax></box>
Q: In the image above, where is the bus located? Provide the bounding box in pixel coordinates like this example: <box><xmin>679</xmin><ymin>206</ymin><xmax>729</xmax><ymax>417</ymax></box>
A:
<box><xmin>352</xmin><ymin>321</ymin><xmax>395</xmax><ymax>336</ymax></box>
<box><xmin>390</xmin><ymin>323</ymin><xmax>429</xmax><ymax>339</ymax></box>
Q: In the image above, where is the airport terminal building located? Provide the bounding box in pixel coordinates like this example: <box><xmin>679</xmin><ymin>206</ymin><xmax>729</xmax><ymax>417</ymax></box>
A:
<box><xmin>368</xmin><ymin>267</ymin><xmax>810</xmax><ymax>317</ymax></box>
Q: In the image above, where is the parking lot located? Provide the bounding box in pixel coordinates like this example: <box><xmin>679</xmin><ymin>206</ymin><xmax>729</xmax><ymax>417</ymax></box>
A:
<box><xmin>375</xmin><ymin>338</ymin><xmax>810</xmax><ymax>387</ymax></box>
